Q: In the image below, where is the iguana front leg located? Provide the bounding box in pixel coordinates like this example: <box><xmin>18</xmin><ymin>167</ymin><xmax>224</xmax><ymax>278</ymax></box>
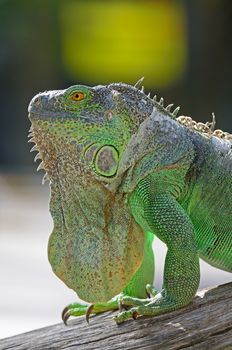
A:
<box><xmin>114</xmin><ymin>192</ymin><xmax>200</xmax><ymax>324</ymax></box>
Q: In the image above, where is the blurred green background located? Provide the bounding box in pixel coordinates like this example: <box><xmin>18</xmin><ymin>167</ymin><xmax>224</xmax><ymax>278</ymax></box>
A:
<box><xmin>0</xmin><ymin>0</ymin><xmax>232</xmax><ymax>168</ymax></box>
<box><xmin>0</xmin><ymin>0</ymin><xmax>232</xmax><ymax>339</ymax></box>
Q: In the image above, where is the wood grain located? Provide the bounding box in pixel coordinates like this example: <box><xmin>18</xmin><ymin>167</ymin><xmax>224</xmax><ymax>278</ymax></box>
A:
<box><xmin>0</xmin><ymin>282</ymin><xmax>231</xmax><ymax>350</ymax></box>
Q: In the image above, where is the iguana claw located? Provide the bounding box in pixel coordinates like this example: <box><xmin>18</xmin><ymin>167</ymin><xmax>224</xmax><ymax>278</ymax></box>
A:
<box><xmin>62</xmin><ymin>307</ymin><xmax>70</xmax><ymax>326</ymax></box>
<box><xmin>85</xmin><ymin>304</ymin><xmax>94</xmax><ymax>324</ymax></box>
<box><xmin>132</xmin><ymin>311</ymin><xmax>139</xmax><ymax>320</ymax></box>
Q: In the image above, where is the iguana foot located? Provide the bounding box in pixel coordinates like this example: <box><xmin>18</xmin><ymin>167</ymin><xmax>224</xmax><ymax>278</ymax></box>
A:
<box><xmin>114</xmin><ymin>287</ymin><xmax>181</xmax><ymax>324</ymax></box>
<box><xmin>114</xmin><ymin>284</ymin><xmax>158</xmax><ymax>308</ymax></box>
<box><xmin>62</xmin><ymin>285</ymin><xmax>159</xmax><ymax>324</ymax></box>
<box><xmin>62</xmin><ymin>293</ymin><xmax>124</xmax><ymax>325</ymax></box>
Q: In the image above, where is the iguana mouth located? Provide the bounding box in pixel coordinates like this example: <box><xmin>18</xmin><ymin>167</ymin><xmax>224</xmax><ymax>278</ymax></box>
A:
<box><xmin>28</xmin><ymin>110</ymin><xmax>58</xmax><ymax>119</ymax></box>
<box><xmin>28</xmin><ymin>110</ymin><xmax>96</xmax><ymax>123</ymax></box>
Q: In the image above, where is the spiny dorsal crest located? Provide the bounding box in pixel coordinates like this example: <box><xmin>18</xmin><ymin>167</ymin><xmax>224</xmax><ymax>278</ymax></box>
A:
<box><xmin>134</xmin><ymin>77</ymin><xmax>180</xmax><ymax>119</ymax></box>
<box><xmin>176</xmin><ymin>114</ymin><xmax>232</xmax><ymax>142</ymax></box>
<box><xmin>152</xmin><ymin>94</ymin><xmax>180</xmax><ymax>118</ymax></box>
<box><xmin>134</xmin><ymin>78</ymin><xmax>232</xmax><ymax>143</ymax></box>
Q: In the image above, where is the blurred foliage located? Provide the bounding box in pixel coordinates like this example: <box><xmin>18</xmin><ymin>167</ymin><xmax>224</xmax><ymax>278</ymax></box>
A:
<box><xmin>60</xmin><ymin>1</ymin><xmax>187</xmax><ymax>87</ymax></box>
<box><xmin>0</xmin><ymin>0</ymin><xmax>231</xmax><ymax>167</ymax></box>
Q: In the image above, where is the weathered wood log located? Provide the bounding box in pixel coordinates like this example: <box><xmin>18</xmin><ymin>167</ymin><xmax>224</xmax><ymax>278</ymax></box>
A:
<box><xmin>0</xmin><ymin>282</ymin><xmax>231</xmax><ymax>350</ymax></box>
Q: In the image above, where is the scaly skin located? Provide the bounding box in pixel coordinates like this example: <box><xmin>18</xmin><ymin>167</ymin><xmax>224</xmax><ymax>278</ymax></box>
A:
<box><xmin>28</xmin><ymin>81</ymin><xmax>232</xmax><ymax>324</ymax></box>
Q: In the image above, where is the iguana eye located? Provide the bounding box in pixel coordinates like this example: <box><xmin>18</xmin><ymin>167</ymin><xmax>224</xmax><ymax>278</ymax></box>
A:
<box><xmin>94</xmin><ymin>145</ymin><xmax>119</xmax><ymax>177</ymax></box>
<box><xmin>71</xmin><ymin>91</ymin><xmax>85</xmax><ymax>101</ymax></box>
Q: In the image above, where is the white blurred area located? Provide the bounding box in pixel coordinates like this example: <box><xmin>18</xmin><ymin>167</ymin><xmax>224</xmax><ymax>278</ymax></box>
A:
<box><xmin>0</xmin><ymin>172</ymin><xmax>231</xmax><ymax>339</ymax></box>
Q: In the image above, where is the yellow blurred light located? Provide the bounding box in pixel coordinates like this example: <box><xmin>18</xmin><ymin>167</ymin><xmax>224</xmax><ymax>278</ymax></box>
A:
<box><xmin>60</xmin><ymin>1</ymin><xmax>187</xmax><ymax>88</ymax></box>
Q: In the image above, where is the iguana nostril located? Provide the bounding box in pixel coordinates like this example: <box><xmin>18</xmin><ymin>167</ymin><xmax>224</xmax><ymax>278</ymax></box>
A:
<box><xmin>28</xmin><ymin>94</ymin><xmax>41</xmax><ymax>112</ymax></box>
<box><xmin>33</xmin><ymin>96</ymin><xmax>39</xmax><ymax>103</ymax></box>
<box><xmin>32</xmin><ymin>94</ymin><xmax>41</xmax><ymax>104</ymax></box>
<box><xmin>29</xmin><ymin>93</ymin><xmax>51</xmax><ymax>111</ymax></box>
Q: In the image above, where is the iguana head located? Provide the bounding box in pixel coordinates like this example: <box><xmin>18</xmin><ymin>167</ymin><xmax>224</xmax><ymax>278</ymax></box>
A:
<box><xmin>28</xmin><ymin>82</ymin><xmax>156</xmax><ymax>183</ymax></box>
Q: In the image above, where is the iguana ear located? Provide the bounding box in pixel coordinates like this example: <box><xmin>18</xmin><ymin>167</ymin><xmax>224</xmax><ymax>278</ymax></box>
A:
<box><xmin>83</xmin><ymin>143</ymin><xmax>120</xmax><ymax>182</ymax></box>
<box><xmin>94</xmin><ymin>145</ymin><xmax>119</xmax><ymax>177</ymax></box>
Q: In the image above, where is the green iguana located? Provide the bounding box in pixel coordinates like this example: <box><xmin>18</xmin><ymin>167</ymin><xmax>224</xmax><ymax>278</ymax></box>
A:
<box><xmin>28</xmin><ymin>78</ymin><xmax>232</xmax><ymax>324</ymax></box>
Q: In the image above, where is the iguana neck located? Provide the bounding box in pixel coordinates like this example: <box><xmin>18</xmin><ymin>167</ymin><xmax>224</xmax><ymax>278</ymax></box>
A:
<box><xmin>49</xmin><ymin>156</ymin><xmax>111</xmax><ymax>232</ymax></box>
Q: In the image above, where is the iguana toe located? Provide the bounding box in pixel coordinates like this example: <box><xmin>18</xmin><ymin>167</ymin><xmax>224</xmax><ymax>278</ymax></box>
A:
<box><xmin>61</xmin><ymin>303</ymin><xmax>89</xmax><ymax>325</ymax></box>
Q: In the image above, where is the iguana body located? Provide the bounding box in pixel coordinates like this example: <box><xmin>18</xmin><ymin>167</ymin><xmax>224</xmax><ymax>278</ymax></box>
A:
<box><xmin>28</xmin><ymin>81</ymin><xmax>232</xmax><ymax>323</ymax></box>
